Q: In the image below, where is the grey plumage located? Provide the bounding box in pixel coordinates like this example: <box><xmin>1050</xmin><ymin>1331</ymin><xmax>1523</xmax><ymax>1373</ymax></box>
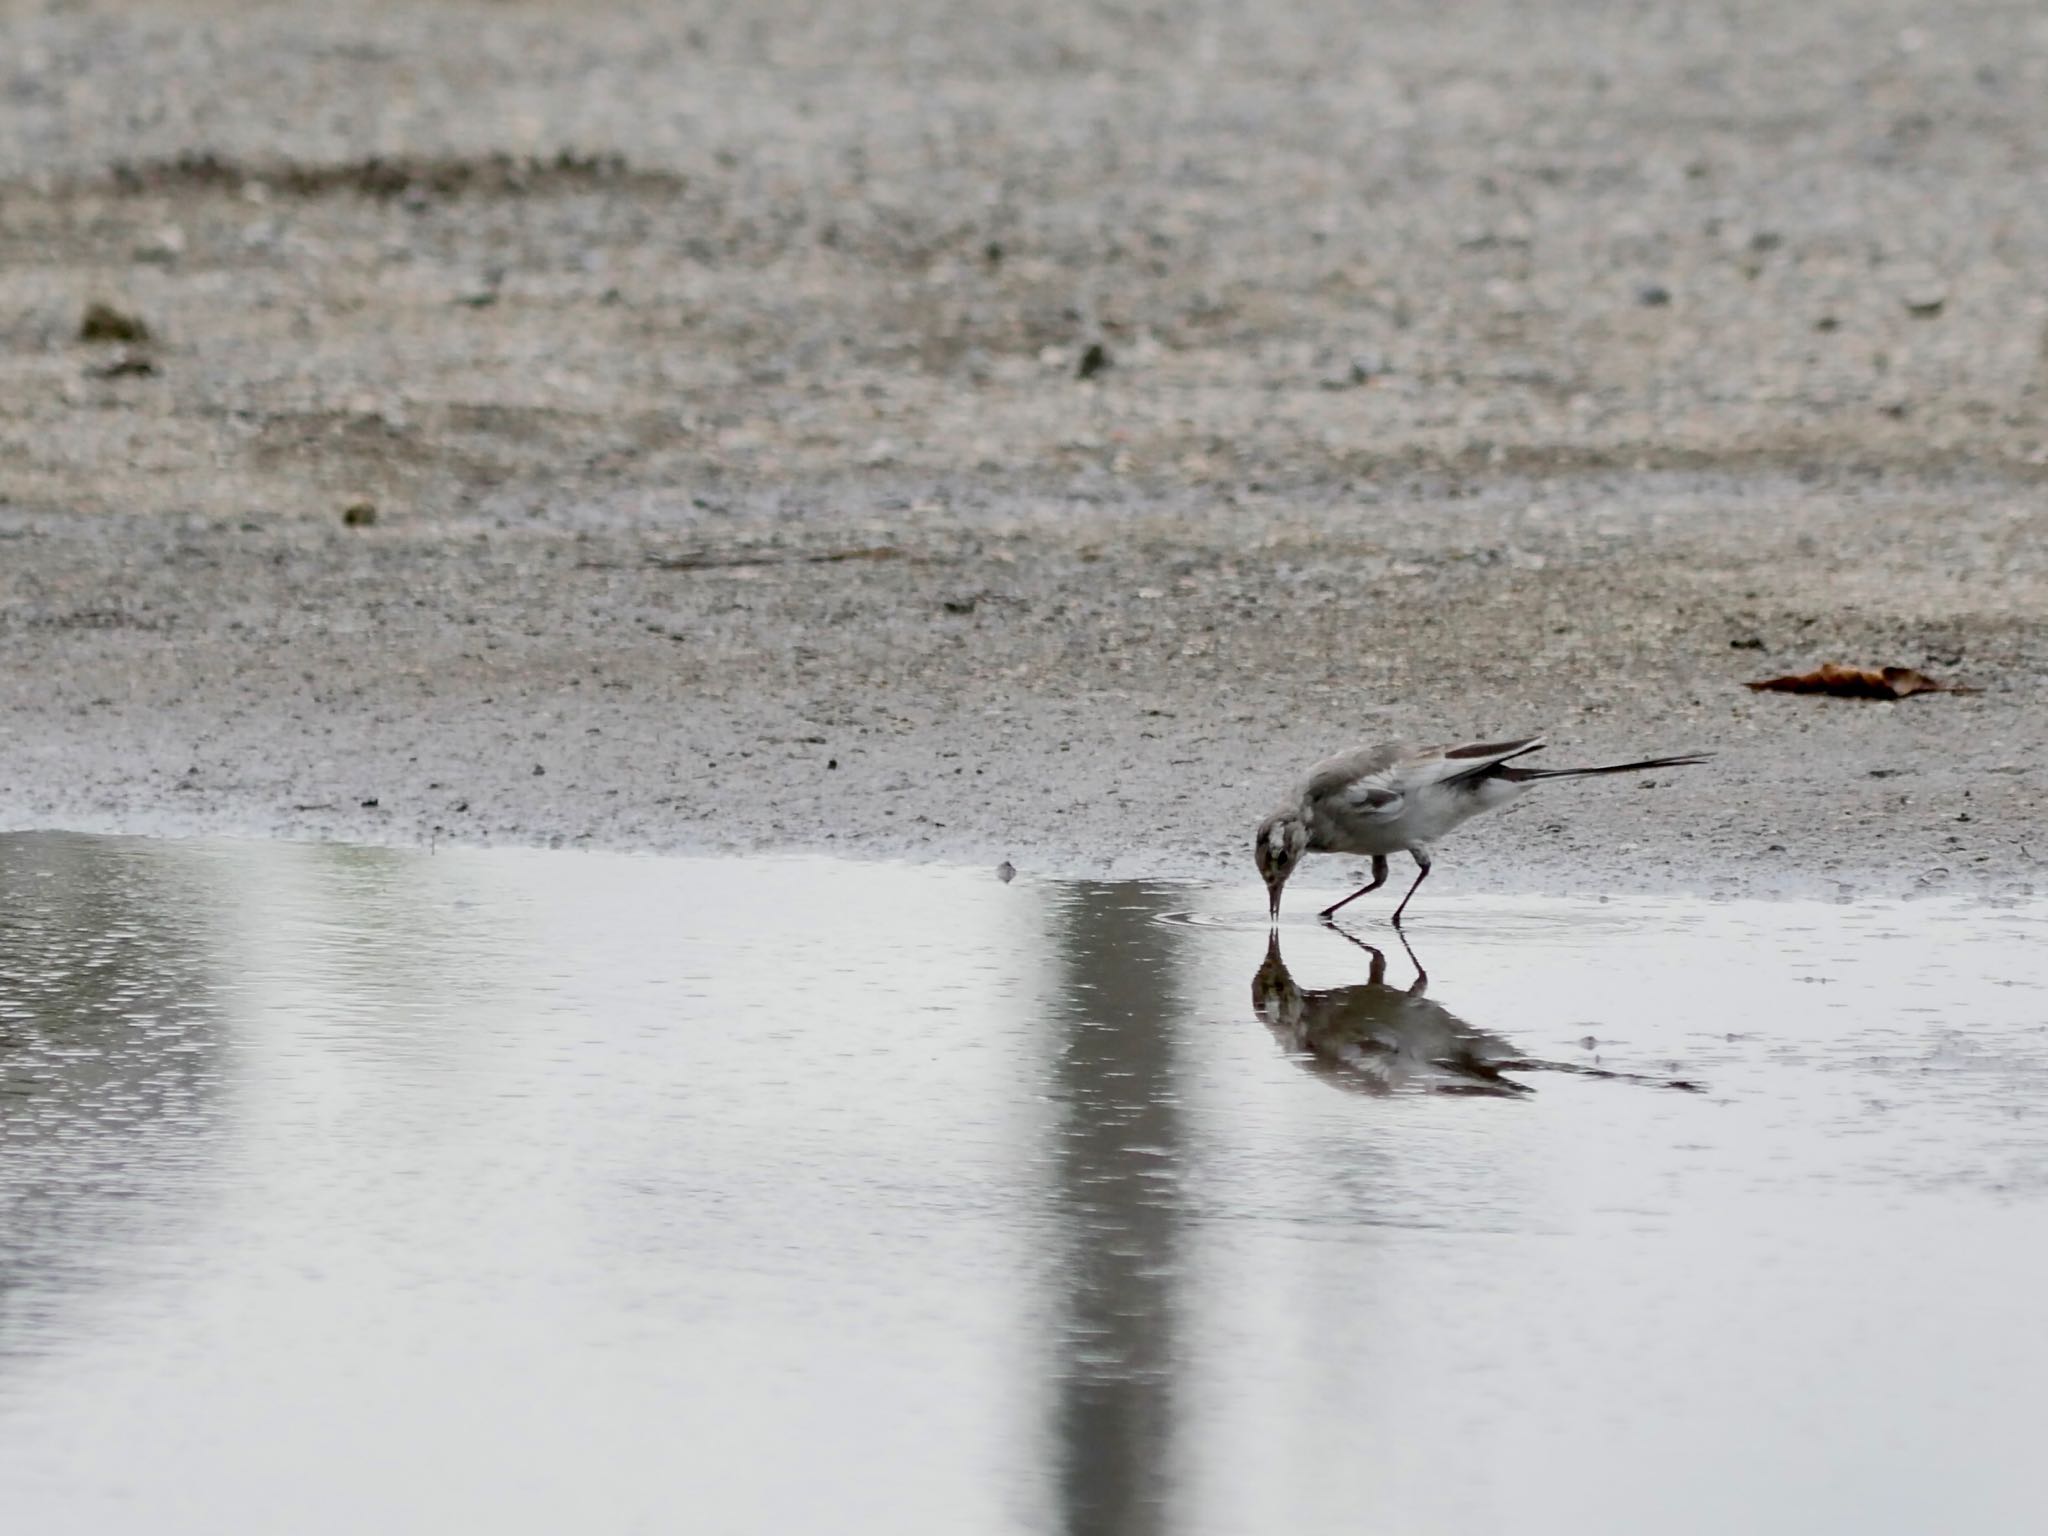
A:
<box><xmin>1253</xmin><ymin>932</ymin><xmax>1706</xmax><ymax>1094</ymax></box>
<box><xmin>1254</xmin><ymin>735</ymin><xmax>1709</xmax><ymax>925</ymax></box>
<box><xmin>1253</xmin><ymin>933</ymin><xmax>1531</xmax><ymax>1096</ymax></box>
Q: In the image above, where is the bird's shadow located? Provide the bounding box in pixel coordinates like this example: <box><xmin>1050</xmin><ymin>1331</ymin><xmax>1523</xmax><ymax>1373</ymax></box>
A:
<box><xmin>1252</xmin><ymin>928</ymin><xmax>1702</xmax><ymax>1097</ymax></box>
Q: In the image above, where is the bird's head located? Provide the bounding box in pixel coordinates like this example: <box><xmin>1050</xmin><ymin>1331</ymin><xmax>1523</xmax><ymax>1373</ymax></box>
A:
<box><xmin>1252</xmin><ymin>930</ymin><xmax>1305</xmax><ymax>1036</ymax></box>
<box><xmin>1252</xmin><ymin>810</ymin><xmax>1309</xmax><ymax>921</ymax></box>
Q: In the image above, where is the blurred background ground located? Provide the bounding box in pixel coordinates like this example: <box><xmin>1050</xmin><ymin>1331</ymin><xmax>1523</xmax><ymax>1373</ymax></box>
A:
<box><xmin>1</xmin><ymin>0</ymin><xmax>2044</xmax><ymax>895</ymax></box>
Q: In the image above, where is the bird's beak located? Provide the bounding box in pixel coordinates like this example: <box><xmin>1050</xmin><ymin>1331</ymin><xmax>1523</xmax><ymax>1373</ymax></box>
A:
<box><xmin>1267</xmin><ymin>883</ymin><xmax>1282</xmax><ymax>923</ymax></box>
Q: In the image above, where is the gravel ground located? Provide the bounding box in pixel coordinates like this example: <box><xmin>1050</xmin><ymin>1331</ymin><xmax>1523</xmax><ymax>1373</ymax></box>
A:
<box><xmin>2</xmin><ymin>0</ymin><xmax>2045</xmax><ymax>899</ymax></box>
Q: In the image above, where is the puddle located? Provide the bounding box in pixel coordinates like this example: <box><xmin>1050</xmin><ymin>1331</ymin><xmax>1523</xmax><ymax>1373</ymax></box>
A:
<box><xmin>3</xmin><ymin>832</ymin><xmax>2047</xmax><ymax>1533</ymax></box>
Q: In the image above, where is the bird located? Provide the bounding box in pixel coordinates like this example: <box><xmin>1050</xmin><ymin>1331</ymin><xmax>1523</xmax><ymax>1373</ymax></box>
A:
<box><xmin>1253</xmin><ymin>736</ymin><xmax>1708</xmax><ymax>925</ymax></box>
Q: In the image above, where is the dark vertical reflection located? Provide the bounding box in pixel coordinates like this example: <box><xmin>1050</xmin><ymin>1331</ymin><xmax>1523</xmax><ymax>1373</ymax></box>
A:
<box><xmin>1043</xmin><ymin>882</ymin><xmax>1186</xmax><ymax>1536</ymax></box>
<box><xmin>0</xmin><ymin>833</ymin><xmax>228</xmax><ymax>1362</ymax></box>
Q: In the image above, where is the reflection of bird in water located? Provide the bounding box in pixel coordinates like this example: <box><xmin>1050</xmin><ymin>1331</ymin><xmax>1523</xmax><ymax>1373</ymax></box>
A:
<box><xmin>1252</xmin><ymin>931</ymin><xmax>1532</xmax><ymax>1096</ymax></box>
<box><xmin>1252</xmin><ymin>932</ymin><xmax>1704</xmax><ymax>1097</ymax></box>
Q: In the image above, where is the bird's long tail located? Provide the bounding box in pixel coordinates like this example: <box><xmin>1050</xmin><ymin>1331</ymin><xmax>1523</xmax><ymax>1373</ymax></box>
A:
<box><xmin>1498</xmin><ymin>752</ymin><xmax>1710</xmax><ymax>782</ymax></box>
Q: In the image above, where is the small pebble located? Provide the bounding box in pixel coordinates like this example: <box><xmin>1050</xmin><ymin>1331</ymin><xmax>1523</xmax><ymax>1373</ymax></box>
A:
<box><xmin>136</xmin><ymin>225</ymin><xmax>187</xmax><ymax>264</ymax></box>
<box><xmin>90</xmin><ymin>352</ymin><xmax>157</xmax><ymax>379</ymax></box>
<box><xmin>1902</xmin><ymin>282</ymin><xmax>1948</xmax><ymax>317</ymax></box>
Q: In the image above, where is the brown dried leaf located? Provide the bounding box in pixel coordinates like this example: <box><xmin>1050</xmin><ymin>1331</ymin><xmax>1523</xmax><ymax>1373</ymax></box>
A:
<box><xmin>1745</xmin><ymin>663</ymin><xmax>1978</xmax><ymax>699</ymax></box>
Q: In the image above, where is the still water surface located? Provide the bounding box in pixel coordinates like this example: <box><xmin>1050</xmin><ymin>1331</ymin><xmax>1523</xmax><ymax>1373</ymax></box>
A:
<box><xmin>2</xmin><ymin>833</ymin><xmax>2046</xmax><ymax>1534</ymax></box>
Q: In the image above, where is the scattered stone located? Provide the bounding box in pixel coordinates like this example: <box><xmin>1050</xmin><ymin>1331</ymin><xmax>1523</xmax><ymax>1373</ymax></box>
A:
<box><xmin>827</xmin><ymin>758</ymin><xmax>838</xmax><ymax>770</ymax></box>
<box><xmin>995</xmin><ymin>860</ymin><xmax>1016</xmax><ymax>883</ymax></box>
<box><xmin>1637</xmin><ymin>282</ymin><xmax>1672</xmax><ymax>307</ymax></box>
<box><xmin>89</xmin><ymin>352</ymin><xmax>157</xmax><ymax>379</ymax></box>
<box><xmin>1076</xmin><ymin>341</ymin><xmax>1111</xmax><ymax>379</ymax></box>
<box><xmin>359</xmin><ymin>796</ymin><xmax>380</xmax><ymax>808</ymax></box>
<box><xmin>942</xmin><ymin>594</ymin><xmax>979</xmax><ymax>615</ymax></box>
<box><xmin>1319</xmin><ymin>354</ymin><xmax>1386</xmax><ymax>389</ymax></box>
<box><xmin>136</xmin><ymin>225</ymin><xmax>187</xmax><ymax>264</ymax></box>
<box><xmin>455</xmin><ymin>268</ymin><xmax>506</xmax><ymax>308</ymax></box>
<box><xmin>79</xmin><ymin>301</ymin><xmax>151</xmax><ymax>343</ymax></box>
<box><xmin>341</xmin><ymin>500</ymin><xmax>378</xmax><ymax>527</ymax></box>
<box><xmin>532</xmin><ymin>764</ymin><xmax>546</xmax><ymax>776</ymax></box>
<box><xmin>1902</xmin><ymin>283</ymin><xmax>1947</xmax><ymax>317</ymax></box>
<box><xmin>1892</xmin><ymin>262</ymin><xmax>1949</xmax><ymax>318</ymax></box>
<box><xmin>1814</xmin><ymin>314</ymin><xmax>1840</xmax><ymax>332</ymax></box>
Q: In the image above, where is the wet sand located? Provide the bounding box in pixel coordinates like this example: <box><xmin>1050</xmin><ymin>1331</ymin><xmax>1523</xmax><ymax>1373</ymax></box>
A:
<box><xmin>2</xmin><ymin>1</ymin><xmax>2044</xmax><ymax>896</ymax></box>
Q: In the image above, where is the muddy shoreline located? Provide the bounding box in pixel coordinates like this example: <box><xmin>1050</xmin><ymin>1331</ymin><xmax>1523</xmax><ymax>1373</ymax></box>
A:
<box><xmin>3</xmin><ymin>2</ymin><xmax>2044</xmax><ymax>899</ymax></box>
<box><xmin>5</xmin><ymin>467</ymin><xmax>2040</xmax><ymax>901</ymax></box>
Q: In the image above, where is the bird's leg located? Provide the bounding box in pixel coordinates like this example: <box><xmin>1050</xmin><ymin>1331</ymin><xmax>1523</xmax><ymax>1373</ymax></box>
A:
<box><xmin>1394</xmin><ymin>925</ymin><xmax>1429</xmax><ymax>992</ymax></box>
<box><xmin>1318</xmin><ymin>855</ymin><xmax>1389</xmax><ymax>921</ymax></box>
<box><xmin>1325</xmin><ymin>925</ymin><xmax>1390</xmax><ymax>985</ymax></box>
<box><xmin>1389</xmin><ymin>847</ymin><xmax>1433</xmax><ymax>929</ymax></box>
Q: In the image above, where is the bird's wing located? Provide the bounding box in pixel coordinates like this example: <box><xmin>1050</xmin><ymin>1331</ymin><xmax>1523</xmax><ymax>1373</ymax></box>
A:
<box><xmin>1301</xmin><ymin>745</ymin><xmax>1409</xmax><ymax>829</ymax></box>
<box><xmin>1397</xmin><ymin>736</ymin><xmax>1546</xmax><ymax>791</ymax></box>
<box><xmin>1303</xmin><ymin>741</ymin><xmax>1405</xmax><ymax>799</ymax></box>
<box><xmin>1336</xmin><ymin>782</ymin><xmax>1404</xmax><ymax>819</ymax></box>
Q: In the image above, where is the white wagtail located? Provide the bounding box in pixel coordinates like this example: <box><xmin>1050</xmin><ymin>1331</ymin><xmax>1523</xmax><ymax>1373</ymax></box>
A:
<box><xmin>1254</xmin><ymin>736</ymin><xmax>1709</xmax><ymax>925</ymax></box>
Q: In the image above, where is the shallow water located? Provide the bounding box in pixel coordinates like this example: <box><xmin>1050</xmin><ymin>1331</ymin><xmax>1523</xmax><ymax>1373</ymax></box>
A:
<box><xmin>3</xmin><ymin>833</ymin><xmax>2046</xmax><ymax>1534</ymax></box>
